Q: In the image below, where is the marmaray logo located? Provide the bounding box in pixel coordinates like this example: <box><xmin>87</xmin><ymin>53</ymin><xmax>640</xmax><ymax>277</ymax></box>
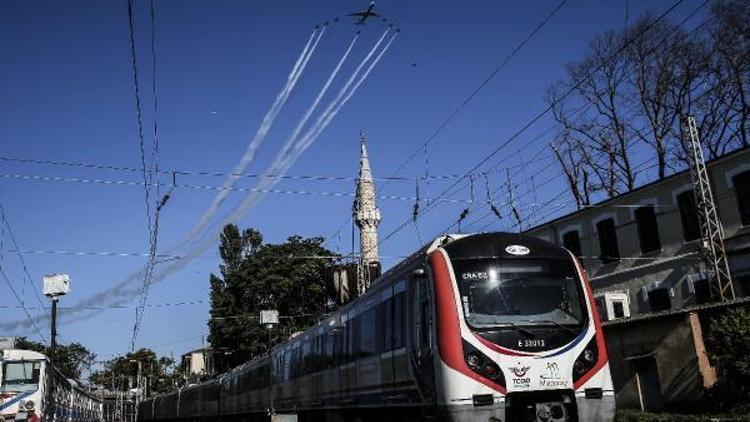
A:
<box><xmin>540</xmin><ymin>362</ymin><xmax>561</xmax><ymax>380</ymax></box>
<box><xmin>539</xmin><ymin>362</ymin><xmax>568</xmax><ymax>387</ymax></box>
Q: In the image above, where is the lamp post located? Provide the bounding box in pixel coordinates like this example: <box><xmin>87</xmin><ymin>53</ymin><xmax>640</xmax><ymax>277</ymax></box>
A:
<box><xmin>128</xmin><ymin>359</ymin><xmax>142</xmax><ymax>422</ymax></box>
<box><xmin>42</xmin><ymin>273</ymin><xmax>70</xmax><ymax>362</ymax></box>
<box><xmin>260</xmin><ymin>310</ymin><xmax>279</xmax><ymax>417</ymax></box>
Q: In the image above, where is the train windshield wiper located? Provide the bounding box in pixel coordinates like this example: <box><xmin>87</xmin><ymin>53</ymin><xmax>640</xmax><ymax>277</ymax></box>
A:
<box><xmin>477</xmin><ymin>322</ymin><xmax>535</xmax><ymax>338</ymax></box>
<box><xmin>525</xmin><ymin>319</ymin><xmax>578</xmax><ymax>335</ymax></box>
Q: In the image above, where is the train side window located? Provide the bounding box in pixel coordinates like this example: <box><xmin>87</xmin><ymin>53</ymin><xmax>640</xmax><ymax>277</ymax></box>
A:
<box><xmin>393</xmin><ymin>292</ymin><xmax>405</xmax><ymax>349</ymax></box>
<box><xmin>302</xmin><ymin>339</ymin><xmax>311</xmax><ymax>375</ymax></box>
<box><xmin>357</xmin><ymin>307</ymin><xmax>378</xmax><ymax>358</ymax></box>
<box><xmin>346</xmin><ymin>316</ymin><xmax>355</xmax><ymax>363</ymax></box>
<box><xmin>419</xmin><ymin>279</ymin><xmax>431</xmax><ymax>349</ymax></box>
<box><xmin>382</xmin><ymin>298</ymin><xmax>394</xmax><ymax>352</ymax></box>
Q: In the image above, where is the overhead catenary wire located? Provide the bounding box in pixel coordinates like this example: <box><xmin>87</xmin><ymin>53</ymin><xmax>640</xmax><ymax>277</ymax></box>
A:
<box><xmin>0</xmin><ymin>172</ymin><xmax>479</xmax><ymax>204</ymax></box>
<box><xmin>0</xmin><ymin>265</ymin><xmax>48</xmax><ymax>345</ymax></box>
<box><xmin>380</xmin><ymin>0</ymin><xmax>570</xmax><ymax>191</ymax></box>
<box><xmin>0</xmin><ymin>25</ymin><xmax>402</xmax><ymax>334</ymax></box>
<box><xmin>358</xmin><ymin>0</ymin><xmax>691</xmax><ymax>261</ymax></box>
<box><xmin>0</xmin><ymin>155</ymin><xmax>533</xmax><ymax>183</ymax></box>
<box><xmin>0</xmin><ymin>202</ymin><xmax>48</xmax><ymax>312</ymax></box>
<box><xmin>130</xmin><ymin>0</ymin><xmax>164</xmax><ymax>351</ymax></box>
<box><xmin>429</xmin><ymin>3</ymin><xmax>718</xmax><ymax>236</ymax></box>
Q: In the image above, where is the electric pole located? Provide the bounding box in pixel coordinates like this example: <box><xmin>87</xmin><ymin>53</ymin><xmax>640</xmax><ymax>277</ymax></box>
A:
<box><xmin>43</xmin><ymin>274</ymin><xmax>70</xmax><ymax>364</ymax></box>
<box><xmin>682</xmin><ymin>116</ymin><xmax>735</xmax><ymax>301</ymax></box>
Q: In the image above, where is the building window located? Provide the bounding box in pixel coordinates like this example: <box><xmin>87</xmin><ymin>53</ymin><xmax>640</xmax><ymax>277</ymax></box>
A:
<box><xmin>596</xmin><ymin>218</ymin><xmax>620</xmax><ymax>263</ymax></box>
<box><xmin>635</xmin><ymin>205</ymin><xmax>662</xmax><ymax>254</ymax></box>
<box><xmin>602</xmin><ymin>292</ymin><xmax>630</xmax><ymax>321</ymax></box>
<box><xmin>677</xmin><ymin>191</ymin><xmax>701</xmax><ymax>242</ymax></box>
<box><xmin>733</xmin><ymin>170</ymin><xmax>750</xmax><ymax>226</ymax></box>
<box><xmin>648</xmin><ymin>288</ymin><xmax>671</xmax><ymax>312</ymax></box>
<box><xmin>562</xmin><ymin>230</ymin><xmax>582</xmax><ymax>257</ymax></box>
<box><xmin>693</xmin><ymin>278</ymin><xmax>711</xmax><ymax>304</ymax></box>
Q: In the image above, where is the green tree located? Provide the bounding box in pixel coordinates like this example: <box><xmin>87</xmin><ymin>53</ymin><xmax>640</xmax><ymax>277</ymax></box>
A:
<box><xmin>208</xmin><ymin>224</ymin><xmax>337</xmax><ymax>369</ymax></box>
<box><xmin>707</xmin><ymin>308</ymin><xmax>750</xmax><ymax>401</ymax></box>
<box><xmin>15</xmin><ymin>337</ymin><xmax>95</xmax><ymax>381</ymax></box>
<box><xmin>88</xmin><ymin>348</ymin><xmax>180</xmax><ymax>395</ymax></box>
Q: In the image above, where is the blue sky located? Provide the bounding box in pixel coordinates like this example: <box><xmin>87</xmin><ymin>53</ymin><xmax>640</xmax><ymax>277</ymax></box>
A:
<box><xmin>0</xmin><ymin>1</ymin><xmax>709</xmax><ymax>364</ymax></box>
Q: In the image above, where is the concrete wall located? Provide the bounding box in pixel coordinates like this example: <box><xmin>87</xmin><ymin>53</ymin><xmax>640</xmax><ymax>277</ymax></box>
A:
<box><xmin>603</xmin><ymin>313</ymin><xmax>707</xmax><ymax>412</ymax></box>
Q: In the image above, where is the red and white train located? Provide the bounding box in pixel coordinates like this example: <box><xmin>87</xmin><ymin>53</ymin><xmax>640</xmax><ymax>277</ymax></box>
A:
<box><xmin>139</xmin><ymin>232</ymin><xmax>614</xmax><ymax>422</ymax></box>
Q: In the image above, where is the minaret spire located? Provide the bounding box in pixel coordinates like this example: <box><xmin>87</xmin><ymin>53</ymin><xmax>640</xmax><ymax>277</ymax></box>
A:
<box><xmin>354</xmin><ymin>131</ymin><xmax>381</xmax><ymax>293</ymax></box>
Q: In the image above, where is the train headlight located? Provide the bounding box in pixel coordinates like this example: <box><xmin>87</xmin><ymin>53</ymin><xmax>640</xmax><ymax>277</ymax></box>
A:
<box><xmin>466</xmin><ymin>352</ymin><xmax>481</xmax><ymax>369</ymax></box>
<box><xmin>462</xmin><ymin>340</ymin><xmax>505</xmax><ymax>386</ymax></box>
<box><xmin>24</xmin><ymin>401</ymin><xmax>35</xmax><ymax>410</ymax></box>
<box><xmin>572</xmin><ymin>337</ymin><xmax>599</xmax><ymax>382</ymax></box>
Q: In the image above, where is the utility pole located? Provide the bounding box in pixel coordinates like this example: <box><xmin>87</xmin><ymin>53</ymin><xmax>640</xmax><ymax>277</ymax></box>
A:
<box><xmin>682</xmin><ymin>116</ymin><xmax>735</xmax><ymax>301</ymax></box>
<box><xmin>43</xmin><ymin>273</ymin><xmax>70</xmax><ymax>361</ymax></box>
<box><xmin>260</xmin><ymin>310</ymin><xmax>279</xmax><ymax>417</ymax></box>
<box><xmin>50</xmin><ymin>297</ymin><xmax>58</xmax><ymax>357</ymax></box>
<box><xmin>129</xmin><ymin>359</ymin><xmax>142</xmax><ymax>422</ymax></box>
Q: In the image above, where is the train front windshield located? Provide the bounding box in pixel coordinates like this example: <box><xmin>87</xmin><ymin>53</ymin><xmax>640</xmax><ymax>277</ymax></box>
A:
<box><xmin>1</xmin><ymin>361</ymin><xmax>41</xmax><ymax>393</ymax></box>
<box><xmin>453</xmin><ymin>258</ymin><xmax>587</xmax><ymax>329</ymax></box>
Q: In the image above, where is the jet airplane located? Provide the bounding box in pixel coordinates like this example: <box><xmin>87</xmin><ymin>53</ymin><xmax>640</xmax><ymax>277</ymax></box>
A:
<box><xmin>349</xmin><ymin>2</ymin><xmax>379</xmax><ymax>25</ymax></box>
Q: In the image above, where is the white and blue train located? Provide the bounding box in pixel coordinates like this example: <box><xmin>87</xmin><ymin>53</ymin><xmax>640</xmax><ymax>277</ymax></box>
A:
<box><xmin>0</xmin><ymin>349</ymin><xmax>102</xmax><ymax>422</ymax></box>
<box><xmin>139</xmin><ymin>232</ymin><xmax>615</xmax><ymax>422</ymax></box>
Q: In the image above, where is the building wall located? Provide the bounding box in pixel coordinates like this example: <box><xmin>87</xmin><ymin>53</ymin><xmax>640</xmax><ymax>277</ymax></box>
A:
<box><xmin>527</xmin><ymin>148</ymin><xmax>750</xmax><ymax>320</ymax></box>
<box><xmin>603</xmin><ymin>314</ymin><xmax>706</xmax><ymax>411</ymax></box>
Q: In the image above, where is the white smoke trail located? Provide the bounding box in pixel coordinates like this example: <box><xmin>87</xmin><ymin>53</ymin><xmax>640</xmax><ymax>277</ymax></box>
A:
<box><xmin>220</xmin><ymin>30</ymin><xmax>397</xmax><ymax>230</ymax></box>
<box><xmin>181</xmin><ymin>26</ymin><xmax>325</xmax><ymax>244</ymax></box>
<box><xmin>0</xmin><ymin>29</ymin><xmax>399</xmax><ymax>334</ymax></box>
<box><xmin>299</xmin><ymin>32</ymin><xmax>398</xmax><ymax>153</ymax></box>
<box><xmin>270</xmin><ymin>34</ymin><xmax>359</xmax><ymax>173</ymax></box>
<box><xmin>178</xmin><ymin>28</ymin><xmax>392</xmax><ymax>251</ymax></box>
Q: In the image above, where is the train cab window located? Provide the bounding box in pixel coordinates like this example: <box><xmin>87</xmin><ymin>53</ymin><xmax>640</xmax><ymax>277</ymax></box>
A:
<box><xmin>453</xmin><ymin>259</ymin><xmax>587</xmax><ymax>329</ymax></box>
<box><xmin>1</xmin><ymin>361</ymin><xmax>41</xmax><ymax>392</ymax></box>
<box><xmin>635</xmin><ymin>205</ymin><xmax>662</xmax><ymax>254</ymax></box>
<box><xmin>677</xmin><ymin>191</ymin><xmax>701</xmax><ymax>242</ymax></box>
<box><xmin>733</xmin><ymin>170</ymin><xmax>750</xmax><ymax>226</ymax></box>
<box><xmin>562</xmin><ymin>230</ymin><xmax>582</xmax><ymax>257</ymax></box>
<box><xmin>596</xmin><ymin>218</ymin><xmax>620</xmax><ymax>263</ymax></box>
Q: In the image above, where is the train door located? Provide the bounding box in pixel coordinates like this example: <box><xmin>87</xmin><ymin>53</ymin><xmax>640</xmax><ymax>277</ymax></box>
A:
<box><xmin>411</xmin><ymin>270</ymin><xmax>436</xmax><ymax>402</ymax></box>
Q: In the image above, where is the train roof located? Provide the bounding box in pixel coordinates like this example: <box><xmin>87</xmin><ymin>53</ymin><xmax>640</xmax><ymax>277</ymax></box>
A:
<box><xmin>441</xmin><ymin>232</ymin><xmax>569</xmax><ymax>261</ymax></box>
<box><xmin>0</xmin><ymin>349</ymin><xmax>47</xmax><ymax>360</ymax></box>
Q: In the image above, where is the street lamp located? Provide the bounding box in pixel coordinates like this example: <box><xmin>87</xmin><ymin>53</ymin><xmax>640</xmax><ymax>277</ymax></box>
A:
<box><xmin>42</xmin><ymin>273</ymin><xmax>70</xmax><ymax>360</ymax></box>
<box><xmin>128</xmin><ymin>359</ymin><xmax>143</xmax><ymax>422</ymax></box>
<box><xmin>259</xmin><ymin>310</ymin><xmax>279</xmax><ymax>416</ymax></box>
